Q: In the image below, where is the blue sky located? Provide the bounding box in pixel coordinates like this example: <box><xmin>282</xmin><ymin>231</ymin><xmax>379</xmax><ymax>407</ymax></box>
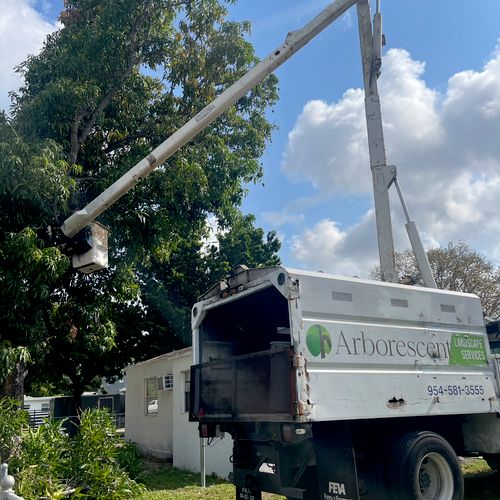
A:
<box><xmin>2</xmin><ymin>1</ymin><xmax>500</xmax><ymax>276</ymax></box>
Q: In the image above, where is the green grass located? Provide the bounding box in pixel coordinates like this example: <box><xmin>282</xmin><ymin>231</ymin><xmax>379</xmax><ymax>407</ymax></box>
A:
<box><xmin>137</xmin><ymin>459</ymin><xmax>284</xmax><ymax>500</ymax></box>
<box><xmin>139</xmin><ymin>484</ymin><xmax>236</xmax><ymax>500</ymax></box>
<box><xmin>136</xmin><ymin>457</ymin><xmax>500</xmax><ymax>500</ymax></box>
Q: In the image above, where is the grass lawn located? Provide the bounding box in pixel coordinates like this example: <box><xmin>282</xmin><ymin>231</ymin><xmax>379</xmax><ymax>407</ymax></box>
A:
<box><xmin>136</xmin><ymin>458</ymin><xmax>500</xmax><ymax>499</ymax></box>
<box><xmin>137</xmin><ymin>459</ymin><xmax>284</xmax><ymax>500</ymax></box>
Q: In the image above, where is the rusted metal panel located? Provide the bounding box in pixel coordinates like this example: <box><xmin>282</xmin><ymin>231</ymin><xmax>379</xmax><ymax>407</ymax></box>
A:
<box><xmin>191</xmin><ymin>347</ymin><xmax>297</xmax><ymax>422</ymax></box>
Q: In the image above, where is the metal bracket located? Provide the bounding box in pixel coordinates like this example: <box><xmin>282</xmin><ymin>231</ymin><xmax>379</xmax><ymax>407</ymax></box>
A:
<box><xmin>372</xmin><ymin>164</ymin><xmax>397</xmax><ymax>193</ymax></box>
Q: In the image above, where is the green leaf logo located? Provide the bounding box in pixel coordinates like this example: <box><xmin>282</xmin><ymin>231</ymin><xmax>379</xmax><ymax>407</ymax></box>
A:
<box><xmin>306</xmin><ymin>324</ymin><xmax>332</xmax><ymax>358</ymax></box>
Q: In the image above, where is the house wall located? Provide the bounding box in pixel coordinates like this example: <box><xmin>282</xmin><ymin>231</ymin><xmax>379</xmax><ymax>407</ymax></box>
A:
<box><xmin>125</xmin><ymin>357</ymin><xmax>174</xmax><ymax>459</ymax></box>
<box><xmin>23</xmin><ymin>396</ymin><xmax>53</xmax><ymax>412</ymax></box>
<box><xmin>125</xmin><ymin>348</ymin><xmax>232</xmax><ymax>478</ymax></box>
<box><xmin>172</xmin><ymin>354</ymin><xmax>233</xmax><ymax>479</ymax></box>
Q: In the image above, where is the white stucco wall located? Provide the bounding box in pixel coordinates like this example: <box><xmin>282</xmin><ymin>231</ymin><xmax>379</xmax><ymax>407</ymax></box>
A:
<box><xmin>125</xmin><ymin>354</ymin><xmax>175</xmax><ymax>459</ymax></box>
<box><xmin>125</xmin><ymin>347</ymin><xmax>232</xmax><ymax>477</ymax></box>
<box><xmin>23</xmin><ymin>396</ymin><xmax>53</xmax><ymax>411</ymax></box>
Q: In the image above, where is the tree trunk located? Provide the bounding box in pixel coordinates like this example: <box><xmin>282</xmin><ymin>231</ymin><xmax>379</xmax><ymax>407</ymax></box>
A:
<box><xmin>65</xmin><ymin>380</ymin><xmax>85</xmax><ymax>436</ymax></box>
<box><xmin>0</xmin><ymin>360</ymin><xmax>26</xmax><ymax>403</ymax></box>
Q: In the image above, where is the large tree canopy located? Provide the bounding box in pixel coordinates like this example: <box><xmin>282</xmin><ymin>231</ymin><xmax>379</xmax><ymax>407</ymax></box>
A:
<box><xmin>371</xmin><ymin>242</ymin><xmax>500</xmax><ymax>318</ymax></box>
<box><xmin>0</xmin><ymin>0</ymin><xmax>280</xmax><ymax>401</ymax></box>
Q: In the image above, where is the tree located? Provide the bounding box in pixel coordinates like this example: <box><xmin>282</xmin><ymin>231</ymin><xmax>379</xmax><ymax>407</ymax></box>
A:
<box><xmin>371</xmin><ymin>242</ymin><xmax>500</xmax><ymax>318</ymax></box>
<box><xmin>0</xmin><ymin>115</ymin><xmax>72</xmax><ymax>398</ymax></box>
<box><xmin>205</xmin><ymin>212</ymin><xmax>281</xmax><ymax>278</ymax></box>
<box><xmin>1</xmin><ymin>0</ymin><xmax>280</xmax><ymax>402</ymax></box>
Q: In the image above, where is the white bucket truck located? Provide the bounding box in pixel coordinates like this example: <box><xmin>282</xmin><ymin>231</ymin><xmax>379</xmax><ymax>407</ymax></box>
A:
<box><xmin>59</xmin><ymin>1</ymin><xmax>500</xmax><ymax>498</ymax></box>
<box><xmin>190</xmin><ymin>265</ymin><xmax>499</xmax><ymax>499</ymax></box>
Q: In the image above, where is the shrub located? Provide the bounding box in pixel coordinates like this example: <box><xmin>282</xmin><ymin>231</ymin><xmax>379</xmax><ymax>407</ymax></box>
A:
<box><xmin>13</xmin><ymin>419</ymin><xmax>74</xmax><ymax>499</ymax></box>
<box><xmin>117</xmin><ymin>441</ymin><xmax>144</xmax><ymax>480</ymax></box>
<box><xmin>0</xmin><ymin>399</ymin><xmax>144</xmax><ymax>499</ymax></box>
<box><xmin>0</xmin><ymin>398</ymin><xmax>28</xmax><ymax>462</ymax></box>
<box><xmin>70</xmin><ymin>408</ymin><xmax>145</xmax><ymax>498</ymax></box>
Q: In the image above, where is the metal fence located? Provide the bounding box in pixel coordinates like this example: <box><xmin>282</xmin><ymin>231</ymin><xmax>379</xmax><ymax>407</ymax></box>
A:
<box><xmin>26</xmin><ymin>409</ymin><xmax>50</xmax><ymax>428</ymax></box>
<box><xmin>26</xmin><ymin>410</ymin><xmax>125</xmax><ymax>430</ymax></box>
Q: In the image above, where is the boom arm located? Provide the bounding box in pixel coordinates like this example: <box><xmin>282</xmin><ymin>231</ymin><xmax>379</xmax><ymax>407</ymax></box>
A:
<box><xmin>62</xmin><ymin>0</ymin><xmax>437</xmax><ymax>288</ymax></box>
<box><xmin>357</xmin><ymin>0</ymin><xmax>436</xmax><ymax>287</ymax></box>
<box><xmin>61</xmin><ymin>0</ymin><xmax>358</xmax><ymax>239</ymax></box>
<box><xmin>357</xmin><ymin>0</ymin><xmax>396</xmax><ymax>283</ymax></box>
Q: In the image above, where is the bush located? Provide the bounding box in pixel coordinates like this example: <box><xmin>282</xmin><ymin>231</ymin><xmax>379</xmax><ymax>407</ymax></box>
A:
<box><xmin>12</xmin><ymin>419</ymin><xmax>73</xmax><ymax>499</ymax></box>
<box><xmin>117</xmin><ymin>441</ymin><xmax>144</xmax><ymax>480</ymax></box>
<box><xmin>0</xmin><ymin>398</ymin><xmax>28</xmax><ymax>463</ymax></box>
<box><xmin>1</xmin><ymin>399</ymin><xmax>144</xmax><ymax>499</ymax></box>
<box><xmin>71</xmin><ymin>409</ymin><xmax>145</xmax><ymax>498</ymax></box>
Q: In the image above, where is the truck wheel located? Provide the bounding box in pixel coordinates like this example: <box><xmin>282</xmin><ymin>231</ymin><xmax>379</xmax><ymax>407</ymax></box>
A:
<box><xmin>387</xmin><ymin>431</ymin><xmax>463</xmax><ymax>500</ymax></box>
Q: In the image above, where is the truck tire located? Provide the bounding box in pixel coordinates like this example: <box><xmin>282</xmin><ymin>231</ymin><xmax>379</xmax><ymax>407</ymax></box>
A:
<box><xmin>387</xmin><ymin>431</ymin><xmax>463</xmax><ymax>500</ymax></box>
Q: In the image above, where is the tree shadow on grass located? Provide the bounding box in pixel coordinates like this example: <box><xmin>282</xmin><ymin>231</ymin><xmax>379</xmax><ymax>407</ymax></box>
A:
<box><xmin>465</xmin><ymin>470</ymin><xmax>500</xmax><ymax>499</ymax></box>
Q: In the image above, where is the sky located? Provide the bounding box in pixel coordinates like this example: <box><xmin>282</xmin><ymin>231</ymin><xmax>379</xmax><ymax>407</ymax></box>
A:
<box><xmin>2</xmin><ymin>0</ymin><xmax>500</xmax><ymax>278</ymax></box>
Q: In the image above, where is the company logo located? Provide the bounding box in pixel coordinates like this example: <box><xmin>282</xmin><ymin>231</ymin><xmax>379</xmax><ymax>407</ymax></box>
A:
<box><xmin>329</xmin><ymin>482</ymin><xmax>346</xmax><ymax>496</ymax></box>
<box><xmin>304</xmin><ymin>323</ymin><xmax>488</xmax><ymax>367</ymax></box>
<box><xmin>306</xmin><ymin>324</ymin><xmax>332</xmax><ymax>358</ymax></box>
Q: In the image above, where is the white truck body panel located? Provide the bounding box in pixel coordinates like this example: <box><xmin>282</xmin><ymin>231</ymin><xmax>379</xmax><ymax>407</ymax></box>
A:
<box><xmin>192</xmin><ymin>266</ymin><xmax>499</xmax><ymax>423</ymax></box>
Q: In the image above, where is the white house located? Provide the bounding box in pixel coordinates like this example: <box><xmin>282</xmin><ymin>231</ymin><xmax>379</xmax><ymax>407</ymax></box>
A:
<box><xmin>23</xmin><ymin>396</ymin><xmax>52</xmax><ymax>412</ymax></box>
<box><xmin>124</xmin><ymin>347</ymin><xmax>232</xmax><ymax>478</ymax></box>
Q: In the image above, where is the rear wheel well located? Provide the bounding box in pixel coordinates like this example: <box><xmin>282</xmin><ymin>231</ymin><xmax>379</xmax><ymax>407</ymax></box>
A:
<box><xmin>350</xmin><ymin>415</ymin><xmax>466</xmax><ymax>456</ymax></box>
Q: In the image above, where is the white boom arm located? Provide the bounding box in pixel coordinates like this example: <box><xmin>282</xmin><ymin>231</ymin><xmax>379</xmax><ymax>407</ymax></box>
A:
<box><xmin>357</xmin><ymin>0</ymin><xmax>436</xmax><ymax>287</ymax></box>
<box><xmin>61</xmin><ymin>0</ymin><xmax>437</xmax><ymax>288</ymax></box>
<box><xmin>357</xmin><ymin>0</ymin><xmax>396</xmax><ymax>283</ymax></box>
<box><xmin>61</xmin><ymin>0</ymin><xmax>358</xmax><ymax>239</ymax></box>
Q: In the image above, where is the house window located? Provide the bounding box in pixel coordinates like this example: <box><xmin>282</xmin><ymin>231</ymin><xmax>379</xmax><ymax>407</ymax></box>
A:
<box><xmin>145</xmin><ymin>377</ymin><xmax>159</xmax><ymax>415</ymax></box>
<box><xmin>163</xmin><ymin>374</ymin><xmax>173</xmax><ymax>390</ymax></box>
<box><xmin>41</xmin><ymin>403</ymin><xmax>50</xmax><ymax>411</ymax></box>
<box><xmin>182</xmin><ymin>370</ymin><xmax>190</xmax><ymax>413</ymax></box>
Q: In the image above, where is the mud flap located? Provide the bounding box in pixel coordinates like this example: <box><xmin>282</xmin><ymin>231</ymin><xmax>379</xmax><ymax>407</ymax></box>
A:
<box><xmin>236</xmin><ymin>486</ymin><xmax>262</xmax><ymax>500</ymax></box>
<box><xmin>313</xmin><ymin>421</ymin><xmax>360</xmax><ymax>500</ymax></box>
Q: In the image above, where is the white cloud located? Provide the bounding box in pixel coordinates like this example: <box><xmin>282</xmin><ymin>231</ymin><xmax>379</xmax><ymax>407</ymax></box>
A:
<box><xmin>0</xmin><ymin>0</ymin><xmax>59</xmax><ymax>113</ymax></box>
<box><xmin>286</xmin><ymin>45</ymin><xmax>500</xmax><ymax>273</ymax></box>
<box><xmin>291</xmin><ymin>211</ymin><xmax>379</xmax><ymax>277</ymax></box>
<box><xmin>291</xmin><ymin>219</ymin><xmax>346</xmax><ymax>273</ymax></box>
<box><xmin>284</xmin><ymin>90</ymin><xmax>369</xmax><ymax>193</ymax></box>
<box><xmin>261</xmin><ymin>210</ymin><xmax>304</xmax><ymax>227</ymax></box>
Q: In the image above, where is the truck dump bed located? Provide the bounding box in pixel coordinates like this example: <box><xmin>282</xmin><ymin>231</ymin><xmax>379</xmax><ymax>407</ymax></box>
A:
<box><xmin>190</xmin><ymin>266</ymin><xmax>498</xmax><ymax>424</ymax></box>
<box><xmin>190</xmin><ymin>277</ymin><xmax>298</xmax><ymax>422</ymax></box>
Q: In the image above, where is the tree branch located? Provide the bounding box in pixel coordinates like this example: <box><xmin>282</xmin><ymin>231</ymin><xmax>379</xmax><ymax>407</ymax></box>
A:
<box><xmin>67</xmin><ymin>2</ymin><xmax>153</xmax><ymax>165</ymax></box>
<box><xmin>68</xmin><ymin>110</ymin><xmax>85</xmax><ymax>165</ymax></box>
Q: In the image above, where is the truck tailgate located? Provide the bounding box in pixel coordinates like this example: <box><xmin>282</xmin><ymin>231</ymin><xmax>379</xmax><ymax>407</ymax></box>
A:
<box><xmin>190</xmin><ymin>346</ymin><xmax>296</xmax><ymax>422</ymax></box>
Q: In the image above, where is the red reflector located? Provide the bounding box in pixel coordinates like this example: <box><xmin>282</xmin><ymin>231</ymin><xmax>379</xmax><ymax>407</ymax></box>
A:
<box><xmin>200</xmin><ymin>424</ymin><xmax>209</xmax><ymax>438</ymax></box>
<box><xmin>198</xmin><ymin>408</ymin><xmax>205</xmax><ymax>418</ymax></box>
